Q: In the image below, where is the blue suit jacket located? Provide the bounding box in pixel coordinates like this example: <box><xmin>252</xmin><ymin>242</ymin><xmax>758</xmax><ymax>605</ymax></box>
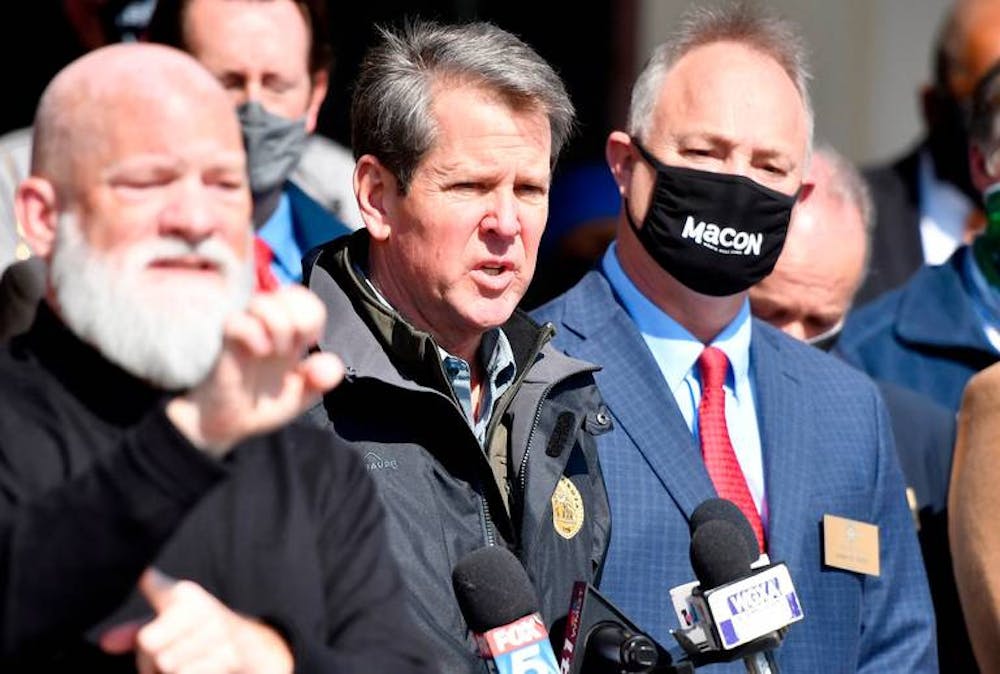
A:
<box><xmin>874</xmin><ymin>381</ymin><xmax>973</xmax><ymax>671</ymax></box>
<box><xmin>287</xmin><ymin>181</ymin><xmax>353</xmax><ymax>261</ymax></box>
<box><xmin>837</xmin><ymin>246</ymin><xmax>998</xmax><ymax>412</ymax></box>
<box><xmin>532</xmin><ymin>269</ymin><xmax>937</xmax><ymax>673</ymax></box>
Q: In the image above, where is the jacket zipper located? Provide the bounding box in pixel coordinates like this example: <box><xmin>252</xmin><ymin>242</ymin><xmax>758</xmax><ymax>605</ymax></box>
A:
<box><xmin>483</xmin><ymin>323</ymin><xmax>556</xmax><ymax>548</ymax></box>
<box><xmin>517</xmin><ymin>380</ymin><xmax>557</xmax><ymax>516</ymax></box>
<box><xmin>478</xmin><ymin>484</ymin><xmax>497</xmax><ymax>546</ymax></box>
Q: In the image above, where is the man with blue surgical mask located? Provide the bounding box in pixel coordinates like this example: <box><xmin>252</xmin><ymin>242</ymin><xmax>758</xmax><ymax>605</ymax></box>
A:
<box><xmin>146</xmin><ymin>0</ymin><xmax>352</xmax><ymax>289</ymax></box>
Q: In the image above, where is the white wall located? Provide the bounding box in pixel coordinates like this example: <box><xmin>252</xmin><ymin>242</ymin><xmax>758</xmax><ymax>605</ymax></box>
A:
<box><xmin>637</xmin><ymin>0</ymin><xmax>952</xmax><ymax>166</ymax></box>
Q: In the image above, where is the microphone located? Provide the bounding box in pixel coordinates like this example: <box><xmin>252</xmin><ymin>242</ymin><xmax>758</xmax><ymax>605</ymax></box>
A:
<box><xmin>688</xmin><ymin>498</ymin><xmax>761</xmax><ymax>561</ymax></box>
<box><xmin>669</xmin><ymin>499</ymin><xmax>765</xmax><ymax>651</ymax></box>
<box><xmin>559</xmin><ymin>581</ymin><xmax>694</xmax><ymax>674</ymax></box>
<box><xmin>670</xmin><ymin>500</ymin><xmax>803</xmax><ymax>674</ymax></box>
<box><xmin>452</xmin><ymin>546</ymin><xmax>560</xmax><ymax>674</ymax></box>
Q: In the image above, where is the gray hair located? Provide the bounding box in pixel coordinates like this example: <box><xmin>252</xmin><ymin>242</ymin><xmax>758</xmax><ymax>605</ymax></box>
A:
<box><xmin>969</xmin><ymin>61</ymin><xmax>1000</xmax><ymax>174</ymax></box>
<box><xmin>351</xmin><ymin>19</ymin><xmax>575</xmax><ymax>191</ymax></box>
<box><xmin>813</xmin><ymin>143</ymin><xmax>874</xmax><ymax>269</ymax></box>
<box><xmin>626</xmin><ymin>1</ymin><xmax>813</xmax><ymax>148</ymax></box>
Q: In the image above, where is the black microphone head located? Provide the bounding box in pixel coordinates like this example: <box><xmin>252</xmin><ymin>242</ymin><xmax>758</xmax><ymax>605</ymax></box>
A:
<box><xmin>452</xmin><ymin>546</ymin><xmax>539</xmax><ymax>633</ymax></box>
<box><xmin>690</xmin><ymin>519</ymin><xmax>755</xmax><ymax>589</ymax></box>
<box><xmin>689</xmin><ymin>498</ymin><xmax>760</xmax><ymax>558</ymax></box>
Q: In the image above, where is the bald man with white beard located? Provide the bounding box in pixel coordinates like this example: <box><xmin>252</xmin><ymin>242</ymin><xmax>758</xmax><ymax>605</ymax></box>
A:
<box><xmin>0</xmin><ymin>43</ymin><xmax>427</xmax><ymax>674</ymax></box>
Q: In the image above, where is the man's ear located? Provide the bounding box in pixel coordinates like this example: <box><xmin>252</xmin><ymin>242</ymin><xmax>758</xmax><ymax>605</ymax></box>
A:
<box><xmin>15</xmin><ymin>177</ymin><xmax>59</xmax><ymax>259</ymax></box>
<box><xmin>304</xmin><ymin>70</ymin><xmax>329</xmax><ymax>135</ymax></box>
<box><xmin>354</xmin><ymin>154</ymin><xmax>397</xmax><ymax>242</ymax></box>
<box><xmin>606</xmin><ymin>131</ymin><xmax>637</xmax><ymax>199</ymax></box>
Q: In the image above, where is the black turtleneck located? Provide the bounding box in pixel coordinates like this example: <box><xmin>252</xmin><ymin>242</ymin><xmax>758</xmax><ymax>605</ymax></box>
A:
<box><xmin>0</xmin><ymin>306</ymin><xmax>429</xmax><ymax>674</ymax></box>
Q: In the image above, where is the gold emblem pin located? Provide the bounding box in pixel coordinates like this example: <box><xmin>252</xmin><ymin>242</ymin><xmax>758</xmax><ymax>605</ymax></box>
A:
<box><xmin>552</xmin><ymin>476</ymin><xmax>585</xmax><ymax>539</ymax></box>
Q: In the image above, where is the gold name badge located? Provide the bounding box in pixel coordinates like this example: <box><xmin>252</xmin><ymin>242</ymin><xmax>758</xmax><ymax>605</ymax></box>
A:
<box><xmin>823</xmin><ymin>514</ymin><xmax>880</xmax><ymax>577</ymax></box>
<box><xmin>551</xmin><ymin>476</ymin><xmax>585</xmax><ymax>540</ymax></box>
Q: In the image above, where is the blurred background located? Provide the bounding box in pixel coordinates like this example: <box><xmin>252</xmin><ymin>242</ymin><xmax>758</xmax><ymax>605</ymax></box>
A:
<box><xmin>4</xmin><ymin>0</ymin><xmax>951</xmax><ymax>168</ymax></box>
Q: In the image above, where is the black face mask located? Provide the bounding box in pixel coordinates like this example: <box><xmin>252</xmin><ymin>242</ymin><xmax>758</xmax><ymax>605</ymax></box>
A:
<box><xmin>925</xmin><ymin>89</ymin><xmax>979</xmax><ymax>203</ymax></box>
<box><xmin>625</xmin><ymin>141</ymin><xmax>798</xmax><ymax>296</ymax></box>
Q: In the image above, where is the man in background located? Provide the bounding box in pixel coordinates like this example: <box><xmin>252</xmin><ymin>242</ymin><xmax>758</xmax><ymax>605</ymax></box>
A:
<box><xmin>0</xmin><ymin>43</ymin><xmax>425</xmax><ymax>673</ymax></box>
<box><xmin>750</xmin><ymin>145</ymin><xmax>970</xmax><ymax>671</ymax></box>
<box><xmin>838</xmin><ymin>59</ymin><xmax>1000</xmax><ymax>414</ymax></box>
<box><xmin>146</xmin><ymin>0</ymin><xmax>354</xmax><ymax>288</ymax></box>
<box><xmin>860</xmin><ymin>0</ymin><xmax>1000</xmax><ymax>303</ymax></box>
<box><xmin>2</xmin><ymin>0</ymin><xmax>360</xmax><ymax>340</ymax></box>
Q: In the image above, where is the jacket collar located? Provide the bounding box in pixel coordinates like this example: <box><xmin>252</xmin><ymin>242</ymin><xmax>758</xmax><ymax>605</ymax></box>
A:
<box><xmin>559</xmin><ymin>270</ymin><xmax>716</xmax><ymax>518</ymax></box>
<box><xmin>894</xmin><ymin>246</ymin><xmax>995</xmax><ymax>353</ymax></box>
<box><xmin>306</xmin><ymin>231</ymin><xmax>595</xmax><ymax>393</ymax></box>
<box><xmin>557</xmin><ymin>269</ymin><xmax>811</xmax><ymax>561</ymax></box>
<box><xmin>748</xmin><ymin>320</ymin><xmax>811</xmax><ymax>562</ymax></box>
<box><xmin>286</xmin><ymin>181</ymin><xmax>352</xmax><ymax>254</ymax></box>
<box><xmin>16</xmin><ymin>303</ymin><xmax>166</xmax><ymax>426</ymax></box>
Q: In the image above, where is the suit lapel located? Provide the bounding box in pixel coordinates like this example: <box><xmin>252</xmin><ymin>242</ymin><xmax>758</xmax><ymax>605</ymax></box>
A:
<box><xmin>751</xmin><ymin>322</ymin><xmax>810</xmax><ymax>562</ymax></box>
<box><xmin>561</xmin><ymin>273</ymin><xmax>716</xmax><ymax>519</ymax></box>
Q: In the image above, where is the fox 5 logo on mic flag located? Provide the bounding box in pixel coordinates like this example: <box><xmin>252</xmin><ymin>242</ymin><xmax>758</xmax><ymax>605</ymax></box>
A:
<box><xmin>476</xmin><ymin>613</ymin><xmax>560</xmax><ymax>674</ymax></box>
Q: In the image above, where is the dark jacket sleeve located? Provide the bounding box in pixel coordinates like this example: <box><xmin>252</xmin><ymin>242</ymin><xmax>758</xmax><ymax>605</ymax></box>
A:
<box><xmin>274</xmin><ymin>430</ymin><xmax>431</xmax><ymax>674</ymax></box>
<box><xmin>0</xmin><ymin>406</ymin><xmax>226</xmax><ymax>661</ymax></box>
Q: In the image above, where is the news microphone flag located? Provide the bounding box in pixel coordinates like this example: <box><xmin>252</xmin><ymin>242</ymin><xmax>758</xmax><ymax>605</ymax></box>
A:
<box><xmin>475</xmin><ymin>613</ymin><xmax>559</xmax><ymax>674</ymax></box>
<box><xmin>703</xmin><ymin>563</ymin><xmax>803</xmax><ymax>649</ymax></box>
<box><xmin>452</xmin><ymin>546</ymin><xmax>559</xmax><ymax>674</ymax></box>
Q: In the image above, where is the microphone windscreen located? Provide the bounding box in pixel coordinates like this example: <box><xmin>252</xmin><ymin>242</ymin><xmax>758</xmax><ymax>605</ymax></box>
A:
<box><xmin>690</xmin><ymin>497</ymin><xmax>760</xmax><ymax>557</ymax></box>
<box><xmin>452</xmin><ymin>546</ymin><xmax>539</xmax><ymax>633</ymax></box>
<box><xmin>690</xmin><ymin>519</ymin><xmax>755</xmax><ymax>589</ymax></box>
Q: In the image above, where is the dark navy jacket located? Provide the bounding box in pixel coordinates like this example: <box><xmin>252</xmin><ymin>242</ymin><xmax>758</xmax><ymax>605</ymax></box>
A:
<box><xmin>285</xmin><ymin>181</ymin><xmax>352</xmax><ymax>261</ymax></box>
<box><xmin>837</xmin><ymin>246</ymin><xmax>999</xmax><ymax>412</ymax></box>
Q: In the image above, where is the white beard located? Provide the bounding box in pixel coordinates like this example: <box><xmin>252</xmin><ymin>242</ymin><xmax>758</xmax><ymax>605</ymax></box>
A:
<box><xmin>49</xmin><ymin>213</ymin><xmax>254</xmax><ymax>390</ymax></box>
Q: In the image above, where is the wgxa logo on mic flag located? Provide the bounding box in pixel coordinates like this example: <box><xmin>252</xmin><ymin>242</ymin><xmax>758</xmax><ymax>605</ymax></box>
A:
<box><xmin>477</xmin><ymin>613</ymin><xmax>560</xmax><ymax>674</ymax></box>
<box><xmin>704</xmin><ymin>563</ymin><xmax>804</xmax><ymax>649</ymax></box>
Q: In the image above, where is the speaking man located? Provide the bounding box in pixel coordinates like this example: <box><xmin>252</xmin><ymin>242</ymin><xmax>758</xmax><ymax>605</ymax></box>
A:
<box><xmin>305</xmin><ymin>20</ymin><xmax>611</xmax><ymax>674</ymax></box>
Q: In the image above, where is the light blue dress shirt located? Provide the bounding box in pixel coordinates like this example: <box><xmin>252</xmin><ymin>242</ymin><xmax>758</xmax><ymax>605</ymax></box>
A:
<box><xmin>602</xmin><ymin>243</ymin><xmax>768</xmax><ymax>529</ymax></box>
<box><xmin>257</xmin><ymin>192</ymin><xmax>301</xmax><ymax>285</ymax></box>
<box><xmin>439</xmin><ymin>329</ymin><xmax>516</xmax><ymax>446</ymax></box>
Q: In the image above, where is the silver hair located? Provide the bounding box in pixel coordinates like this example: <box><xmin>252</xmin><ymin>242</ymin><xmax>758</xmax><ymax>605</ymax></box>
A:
<box><xmin>626</xmin><ymin>1</ymin><xmax>814</xmax><ymax>148</ymax></box>
<box><xmin>970</xmin><ymin>61</ymin><xmax>1000</xmax><ymax>175</ymax></box>
<box><xmin>812</xmin><ymin>143</ymin><xmax>874</xmax><ymax>269</ymax></box>
<box><xmin>351</xmin><ymin>19</ymin><xmax>575</xmax><ymax>191</ymax></box>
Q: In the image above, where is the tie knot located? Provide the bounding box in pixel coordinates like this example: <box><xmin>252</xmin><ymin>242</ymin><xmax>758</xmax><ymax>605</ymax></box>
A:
<box><xmin>698</xmin><ymin>346</ymin><xmax>729</xmax><ymax>392</ymax></box>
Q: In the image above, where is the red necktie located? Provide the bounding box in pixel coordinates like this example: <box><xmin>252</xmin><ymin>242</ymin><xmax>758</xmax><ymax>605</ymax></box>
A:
<box><xmin>253</xmin><ymin>236</ymin><xmax>280</xmax><ymax>292</ymax></box>
<box><xmin>697</xmin><ymin>346</ymin><xmax>766</xmax><ymax>552</ymax></box>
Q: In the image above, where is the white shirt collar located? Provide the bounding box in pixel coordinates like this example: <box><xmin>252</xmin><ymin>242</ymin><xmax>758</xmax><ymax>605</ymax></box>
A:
<box><xmin>919</xmin><ymin>148</ymin><xmax>976</xmax><ymax>265</ymax></box>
